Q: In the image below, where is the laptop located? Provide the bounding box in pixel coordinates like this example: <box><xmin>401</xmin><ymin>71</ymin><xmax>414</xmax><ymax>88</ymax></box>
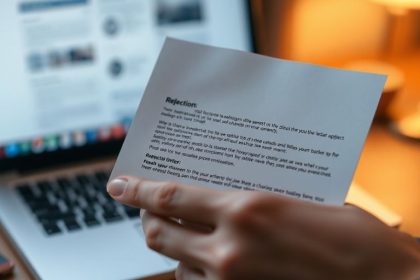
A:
<box><xmin>0</xmin><ymin>1</ymin><xmax>254</xmax><ymax>279</ymax></box>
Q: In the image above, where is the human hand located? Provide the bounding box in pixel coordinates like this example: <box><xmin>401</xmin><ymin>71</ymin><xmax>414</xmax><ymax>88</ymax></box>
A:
<box><xmin>107</xmin><ymin>176</ymin><xmax>420</xmax><ymax>280</ymax></box>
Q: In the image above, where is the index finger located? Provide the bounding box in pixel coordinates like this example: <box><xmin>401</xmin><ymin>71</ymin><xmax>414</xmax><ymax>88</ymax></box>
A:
<box><xmin>107</xmin><ymin>176</ymin><xmax>221</xmax><ymax>225</ymax></box>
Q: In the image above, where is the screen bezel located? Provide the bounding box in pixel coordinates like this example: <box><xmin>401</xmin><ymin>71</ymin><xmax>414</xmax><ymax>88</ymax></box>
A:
<box><xmin>0</xmin><ymin>0</ymin><xmax>257</xmax><ymax>173</ymax></box>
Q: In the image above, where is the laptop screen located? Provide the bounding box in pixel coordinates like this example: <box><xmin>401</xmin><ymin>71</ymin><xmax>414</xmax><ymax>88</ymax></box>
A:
<box><xmin>0</xmin><ymin>0</ymin><xmax>254</xmax><ymax>170</ymax></box>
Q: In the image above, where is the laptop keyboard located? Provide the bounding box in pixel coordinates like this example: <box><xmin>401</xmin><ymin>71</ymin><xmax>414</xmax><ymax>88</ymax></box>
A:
<box><xmin>15</xmin><ymin>170</ymin><xmax>140</xmax><ymax>236</ymax></box>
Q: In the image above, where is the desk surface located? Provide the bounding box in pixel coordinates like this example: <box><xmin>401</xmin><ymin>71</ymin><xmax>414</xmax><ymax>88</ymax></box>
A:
<box><xmin>1</xmin><ymin>123</ymin><xmax>419</xmax><ymax>280</ymax></box>
<box><xmin>354</xmin><ymin>123</ymin><xmax>420</xmax><ymax>236</ymax></box>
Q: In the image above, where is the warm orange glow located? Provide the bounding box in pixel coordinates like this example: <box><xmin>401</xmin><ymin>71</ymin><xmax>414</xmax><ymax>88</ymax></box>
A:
<box><xmin>346</xmin><ymin>183</ymin><xmax>402</xmax><ymax>227</ymax></box>
<box><xmin>396</xmin><ymin>112</ymin><xmax>420</xmax><ymax>138</ymax></box>
<box><xmin>371</xmin><ymin>0</ymin><xmax>420</xmax><ymax>9</ymax></box>
<box><xmin>287</xmin><ymin>0</ymin><xmax>388</xmax><ymax>64</ymax></box>
<box><xmin>345</xmin><ymin>60</ymin><xmax>405</xmax><ymax>92</ymax></box>
<box><xmin>258</xmin><ymin>0</ymin><xmax>420</xmax><ymax>236</ymax></box>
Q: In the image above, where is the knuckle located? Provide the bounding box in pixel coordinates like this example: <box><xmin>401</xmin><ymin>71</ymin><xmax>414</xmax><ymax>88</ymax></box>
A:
<box><xmin>154</xmin><ymin>182</ymin><xmax>179</xmax><ymax>210</ymax></box>
<box><xmin>145</xmin><ymin>220</ymin><xmax>163</xmax><ymax>251</ymax></box>
<box><xmin>345</xmin><ymin>205</ymin><xmax>370</xmax><ymax>222</ymax></box>
<box><xmin>131</xmin><ymin>178</ymin><xmax>146</xmax><ymax>202</ymax></box>
<box><xmin>338</xmin><ymin>205</ymin><xmax>380</xmax><ymax>235</ymax></box>
<box><xmin>226</xmin><ymin>193</ymin><xmax>268</xmax><ymax>225</ymax></box>
<box><xmin>211</xmin><ymin>245</ymin><xmax>241</xmax><ymax>280</ymax></box>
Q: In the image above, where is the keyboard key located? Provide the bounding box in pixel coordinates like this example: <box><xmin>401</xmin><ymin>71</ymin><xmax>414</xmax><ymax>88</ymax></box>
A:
<box><xmin>28</xmin><ymin>203</ymin><xmax>50</xmax><ymax>213</ymax></box>
<box><xmin>37</xmin><ymin>211</ymin><xmax>76</xmax><ymax>223</ymax></box>
<box><xmin>42</xmin><ymin>222</ymin><xmax>61</xmax><ymax>235</ymax></box>
<box><xmin>64</xmin><ymin>219</ymin><xmax>82</xmax><ymax>231</ymax></box>
<box><xmin>84</xmin><ymin>216</ymin><xmax>101</xmax><ymax>227</ymax></box>
<box><xmin>33</xmin><ymin>205</ymin><xmax>61</xmax><ymax>216</ymax></box>
<box><xmin>27</xmin><ymin>197</ymin><xmax>52</xmax><ymax>212</ymax></box>
<box><xmin>62</xmin><ymin>199</ymin><xmax>79</xmax><ymax>211</ymax></box>
<box><xmin>37</xmin><ymin>181</ymin><xmax>52</xmax><ymax>194</ymax></box>
<box><xmin>85</xmin><ymin>195</ymin><xmax>98</xmax><ymax>204</ymax></box>
<box><xmin>57</xmin><ymin>177</ymin><xmax>71</xmax><ymax>188</ymax></box>
<box><xmin>103</xmin><ymin>193</ymin><xmax>114</xmax><ymax>203</ymax></box>
<box><xmin>16</xmin><ymin>184</ymin><xmax>35</xmax><ymax>201</ymax></box>
<box><xmin>82</xmin><ymin>208</ymin><xmax>96</xmax><ymax>217</ymax></box>
<box><xmin>102</xmin><ymin>203</ymin><xmax>117</xmax><ymax>212</ymax></box>
<box><xmin>103</xmin><ymin>211</ymin><xmax>123</xmax><ymax>223</ymax></box>
<box><xmin>95</xmin><ymin>171</ymin><xmax>109</xmax><ymax>183</ymax></box>
<box><xmin>124</xmin><ymin>206</ymin><xmax>140</xmax><ymax>218</ymax></box>
<box><xmin>86</xmin><ymin>187</ymin><xmax>98</xmax><ymax>197</ymax></box>
<box><xmin>93</xmin><ymin>182</ymin><xmax>105</xmax><ymax>192</ymax></box>
<box><xmin>76</xmin><ymin>174</ymin><xmax>90</xmax><ymax>186</ymax></box>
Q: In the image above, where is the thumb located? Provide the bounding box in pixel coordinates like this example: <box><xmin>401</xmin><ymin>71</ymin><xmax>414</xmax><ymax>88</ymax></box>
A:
<box><xmin>107</xmin><ymin>176</ymin><xmax>144</xmax><ymax>209</ymax></box>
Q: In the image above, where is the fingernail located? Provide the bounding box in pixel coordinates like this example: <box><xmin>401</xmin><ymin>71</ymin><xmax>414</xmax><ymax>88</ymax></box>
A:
<box><xmin>107</xmin><ymin>178</ymin><xmax>128</xmax><ymax>197</ymax></box>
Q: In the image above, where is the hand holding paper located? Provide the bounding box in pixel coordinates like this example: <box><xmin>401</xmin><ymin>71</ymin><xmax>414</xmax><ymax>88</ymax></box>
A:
<box><xmin>107</xmin><ymin>176</ymin><xmax>420</xmax><ymax>280</ymax></box>
<box><xmin>108</xmin><ymin>39</ymin><xmax>420</xmax><ymax>279</ymax></box>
